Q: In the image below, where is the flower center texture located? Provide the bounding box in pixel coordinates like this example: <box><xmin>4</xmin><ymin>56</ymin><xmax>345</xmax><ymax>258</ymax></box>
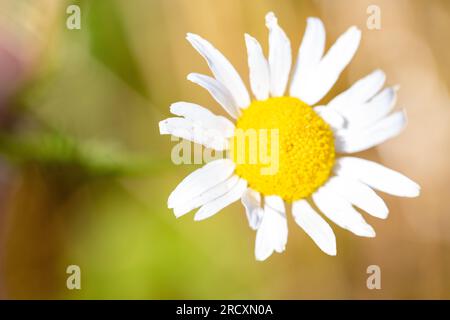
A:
<box><xmin>230</xmin><ymin>97</ymin><xmax>335</xmax><ymax>202</ymax></box>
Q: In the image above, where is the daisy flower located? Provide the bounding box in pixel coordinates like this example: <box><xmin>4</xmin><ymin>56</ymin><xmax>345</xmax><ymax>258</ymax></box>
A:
<box><xmin>159</xmin><ymin>12</ymin><xmax>420</xmax><ymax>261</ymax></box>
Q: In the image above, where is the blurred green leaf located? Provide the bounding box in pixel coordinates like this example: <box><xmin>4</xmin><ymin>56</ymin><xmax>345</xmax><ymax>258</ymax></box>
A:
<box><xmin>85</xmin><ymin>0</ymin><xmax>149</xmax><ymax>98</ymax></box>
<box><xmin>0</xmin><ymin>131</ymin><xmax>168</xmax><ymax>177</ymax></box>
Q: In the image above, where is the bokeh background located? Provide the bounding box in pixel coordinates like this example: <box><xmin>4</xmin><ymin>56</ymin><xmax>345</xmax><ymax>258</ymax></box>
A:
<box><xmin>0</xmin><ymin>0</ymin><xmax>449</xmax><ymax>299</ymax></box>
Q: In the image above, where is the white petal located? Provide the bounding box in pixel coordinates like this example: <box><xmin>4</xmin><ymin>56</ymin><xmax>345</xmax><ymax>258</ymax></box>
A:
<box><xmin>168</xmin><ymin>159</ymin><xmax>235</xmax><ymax>209</ymax></box>
<box><xmin>335</xmin><ymin>157</ymin><xmax>420</xmax><ymax>197</ymax></box>
<box><xmin>328</xmin><ymin>69</ymin><xmax>386</xmax><ymax>112</ymax></box>
<box><xmin>314</xmin><ymin>26</ymin><xmax>361</xmax><ymax>100</ymax></box>
<box><xmin>292</xmin><ymin>200</ymin><xmax>336</xmax><ymax>255</ymax></box>
<box><xmin>342</xmin><ymin>87</ymin><xmax>398</xmax><ymax>129</ymax></box>
<box><xmin>265</xmin><ymin>12</ymin><xmax>292</xmax><ymax>97</ymax></box>
<box><xmin>194</xmin><ymin>178</ymin><xmax>247</xmax><ymax>221</ymax></box>
<box><xmin>187</xmin><ymin>73</ymin><xmax>240</xmax><ymax>119</ymax></box>
<box><xmin>335</xmin><ymin>110</ymin><xmax>407</xmax><ymax>153</ymax></box>
<box><xmin>314</xmin><ymin>106</ymin><xmax>345</xmax><ymax>130</ymax></box>
<box><xmin>173</xmin><ymin>175</ymin><xmax>240</xmax><ymax>218</ymax></box>
<box><xmin>241</xmin><ymin>188</ymin><xmax>263</xmax><ymax>230</ymax></box>
<box><xmin>159</xmin><ymin>117</ymin><xmax>229</xmax><ymax>150</ymax></box>
<box><xmin>244</xmin><ymin>34</ymin><xmax>270</xmax><ymax>101</ymax></box>
<box><xmin>294</xmin><ymin>26</ymin><xmax>361</xmax><ymax>105</ymax></box>
<box><xmin>290</xmin><ymin>17</ymin><xmax>325</xmax><ymax>99</ymax></box>
<box><xmin>170</xmin><ymin>102</ymin><xmax>235</xmax><ymax>137</ymax></box>
<box><xmin>325</xmin><ymin>176</ymin><xmax>388</xmax><ymax>219</ymax></box>
<box><xmin>255</xmin><ymin>195</ymin><xmax>288</xmax><ymax>261</ymax></box>
<box><xmin>186</xmin><ymin>33</ymin><xmax>250</xmax><ymax>108</ymax></box>
<box><xmin>312</xmin><ymin>184</ymin><xmax>376</xmax><ymax>237</ymax></box>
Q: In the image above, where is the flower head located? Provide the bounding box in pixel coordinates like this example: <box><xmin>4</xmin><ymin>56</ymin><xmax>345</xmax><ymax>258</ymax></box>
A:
<box><xmin>160</xmin><ymin>12</ymin><xmax>420</xmax><ymax>261</ymax></box>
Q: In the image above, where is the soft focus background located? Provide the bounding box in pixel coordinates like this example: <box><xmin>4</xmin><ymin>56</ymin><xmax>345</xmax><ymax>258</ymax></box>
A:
<box><xmin>0</xmin><ymin>0</ymin><xmax>449</xmax><ymax>299</ymax></box>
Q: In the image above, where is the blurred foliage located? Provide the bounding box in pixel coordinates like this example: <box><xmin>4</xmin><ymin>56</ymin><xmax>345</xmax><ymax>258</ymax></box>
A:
<box><xmin>0</xmin><ymin>131</ymin><xmax>168</xmax><ymax>178</ymax></box>
<box><xmin>85</xmin><ymin>0</ymin><xmax>149</xmax><ymax>98</ymax></box>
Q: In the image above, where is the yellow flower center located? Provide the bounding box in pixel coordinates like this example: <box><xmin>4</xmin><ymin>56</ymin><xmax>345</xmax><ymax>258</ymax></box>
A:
<box><xmin>230</xmin><ymin>97</ymin><xmax>335</xmax><ymax>202</ymax></box>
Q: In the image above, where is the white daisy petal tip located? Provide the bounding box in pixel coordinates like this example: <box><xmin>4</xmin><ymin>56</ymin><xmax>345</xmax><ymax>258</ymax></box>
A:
<box><xmin>241</xmin><ymin>188</ymin><xmax>263</xmax><ymax>230</ymax></box>
<box><xmin>244</xmin><ymin>33</ymin><xmax>270</xmax><ymax>101</ymax></box>
<box><xmin>289</xmin><ymin>16</ymin><xmax>325</xmax><ymax>101</ymax></box>
<box><xmin>405</xmin><ymin>181</ymin><xmax>421</xmax><ymax>198</ymax></box>
<box><xmin>348</xmin><ymin>25</ymin><xmax>362</xmax><ymax>36</ymax></box>
<box><xmin>168</xmin><ymin>102</ymin><xmax>235</xmax><ymax>138</ymax></box>
<box><xmin>335</xmin><ymin>109</ymin><xmax>409</xmax><ymax>153</ymax></box>
<box><xmin>244</xmin><ymin>33</ymin><xmax>256</xmax><ymax>43</ymax></box>
<box><xmin>185</xmin><ymin>32</ymin><xmax>203</xmax><ymax>45</ymax></box>
<box><xmin>306</xmin><ymin>16</ymin><xmax>324</xmax><ymax>24</ymax></box>
<box><xmin>265</xmin><ymin>11</ymin><xmax>291</xmax><ymax>97</ymax></box>
<box><xmin>193</xmin><ymin>212</ymin><xmax>207</xmax><ymax>221</ymax></box>
<box><xmin>292</xmin><ymin>200</ymin><xmax>337</xmax><ymax>256</ymax></box>
<box><xmin>254</xmin><ymin>196</ymin><xmax>287</xmax><ymax>261</ymax></box>
<box><xmin>372</xmin><ymin>68</ymin><xmax>384</xmax><ymax>74</ymax></box>
<box><xmin>186</xmin><ymin>73</ymin><xmax>198</xmax><ymax>82</ymax></box>
<box><xmin>158</xmin><ymin>119</ymin><xmax>169</xmax><ymax>135</ymax></box>
<box><xmin>173</xmin><ymin>208</ymin><xmax>186</xmax><ymax>219</ymax></box>
<box><xmin>265</xmin><ymin>11</ymin><xmax>277</xmax><ymax>26</ymax></box>
<box><xmin>157</xmin><ymin>116</ymin><xmax>229</xmax><ymax>151</ymax></box>
<box><xmin>370</xmin><ymin>199</ymin><xmax>390</xmax><ymax>219</ymax></box>
<box><xmin>367</xmin><ymin>68</ymin><xmax>386</xmax><ymax>89</ymax></box>
<box><xmin>362</xmin><ymin>224</ymin><xmax>376</xmax><ymax>238</ymax></box>
<box><xmin>247</xmin><ymin>207</ymin><xmax>264</xmax><ymax>230</ymax></box>
<box><xmin>343</xmin><ymin>26</ymin><xmax>362</xmax><ymax>55</ymax></box>
<box><xmin>255</xmin><ymin>248</ymin><xmax>273</xmax><ymax>262</ymax></box>
<box><xmin>340</xmin><ymin>25</ymin><xmax>362</xmax><ymax>52</ymax></box>
<box><xmin>255</xmin><ymin>243</ymin><xmax>286</xmax><ymax>262</ymax></box>
<box><xmin>336</xmin><ymin>157</ymin><xmax>421</xmax><ymax>198</ymax></box>
<box><xmin>378</xmin><ymin>208</ymin><xmax>389</xmax><ymax>220</ymax></box>
<box><xmin>321</xmin><ymin>239</ymin><xmax>337</xmax><ymax>256</ymax></box>
<box><xmin>328</xmin><ymin>246</ymin><xmax>337</xmax><ymax>256</ymax></box>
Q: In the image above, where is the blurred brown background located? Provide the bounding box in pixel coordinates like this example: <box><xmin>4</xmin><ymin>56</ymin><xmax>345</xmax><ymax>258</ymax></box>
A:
<box><xmin>0</xmin><ymin>0</ymin><xmax>449</xmax><ymax>299</ymax></box>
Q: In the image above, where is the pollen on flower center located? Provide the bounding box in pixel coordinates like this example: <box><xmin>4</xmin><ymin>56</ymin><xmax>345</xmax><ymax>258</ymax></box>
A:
<box><xmin>230</xmin><ymin>97</ymin><xmax>335</xmax><ymax>202</ymax></box>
